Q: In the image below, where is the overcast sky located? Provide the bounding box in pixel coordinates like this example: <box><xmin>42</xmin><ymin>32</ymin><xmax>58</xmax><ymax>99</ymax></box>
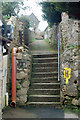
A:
<box><xmin>19</xmin><ymin>0</ymin><xmax>48</xmax><ymax>31</ymax></box>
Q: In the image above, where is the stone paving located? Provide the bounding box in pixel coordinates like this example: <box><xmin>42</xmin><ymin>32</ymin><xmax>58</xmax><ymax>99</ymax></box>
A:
<box><xmin>29</xmin><ymin>39</ymin><xmax>57</xmax><ymax>54</ymax></box>
<box><xmin>2</xmin><ymin>106</ymin><xmax>79</xmax><ymax>119</ymax></box>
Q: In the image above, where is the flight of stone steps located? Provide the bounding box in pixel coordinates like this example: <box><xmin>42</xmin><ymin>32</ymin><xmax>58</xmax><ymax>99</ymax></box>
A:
<box><xmin>27</xmin><ymin>53</ymin><xmax>60</xmax><ymax>107</ymax></box>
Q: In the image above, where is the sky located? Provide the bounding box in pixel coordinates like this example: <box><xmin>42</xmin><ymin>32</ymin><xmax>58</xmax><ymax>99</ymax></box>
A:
<box><xmin>19</xmin><ymin>0</ymin><xmax>48</xmax><ymax>31</ymax></box>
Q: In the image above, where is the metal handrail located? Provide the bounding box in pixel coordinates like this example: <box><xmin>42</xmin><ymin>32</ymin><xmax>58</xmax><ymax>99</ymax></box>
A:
<box><xmin>58</xmin><ymin>33</ymin><xmax>60</xmax><ymax>81</ymax></box>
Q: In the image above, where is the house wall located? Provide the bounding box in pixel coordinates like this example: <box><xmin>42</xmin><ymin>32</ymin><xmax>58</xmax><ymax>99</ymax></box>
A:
<box><xmin>2</xmin><ymin>53</ymin><xmax>8</xmax><ymax>108</ymax></box>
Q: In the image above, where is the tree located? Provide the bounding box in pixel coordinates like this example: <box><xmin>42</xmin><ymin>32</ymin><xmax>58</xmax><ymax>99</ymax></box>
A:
<box><xmin>53</xmin><ymin>2</ymin><xmax>80</xmax><ymax>19</ymax></box>
<box><xmin>40</xmin><ymin>2</ymin><xmax>80</xmax><ymax>27</ymax></box>
<box><xmin>2</xmin><ymin>2</ymin><xmax>24</xmax><ymax>17</ymax></box>
<box><xmin>40</xmin><ymin>2</ymin><xmax>61</xmax><ymax>27</ymax></box>
<box><xmin>19</xmin><ymin>15</ymin><xmax>30</xmax><ymax>28</ymax></box>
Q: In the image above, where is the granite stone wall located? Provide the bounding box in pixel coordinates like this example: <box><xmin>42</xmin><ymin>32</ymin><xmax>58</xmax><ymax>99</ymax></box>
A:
<box><xmin>59</xmin><ymin>13</ymin><xmax>80</xmax><ymax>108</ymax></box>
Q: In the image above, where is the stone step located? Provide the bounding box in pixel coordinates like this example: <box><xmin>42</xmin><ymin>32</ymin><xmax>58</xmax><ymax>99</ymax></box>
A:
<box><xmin>28</xmin><ymin>95</ymin><xmax>60</xmax><ymax>102</ymax></box>
<box><xmin>33</xmin><ymin>57</ymin><xmax>58</xmax><ymax>63</ymax></box>
<box><xmin>28</xmin><ymin>89</ymin><xmax>60</xmax><ymax>95</ymax></box>
<box><xmin>33</xmin><ymin>54</ymin><xmax>58</xmax><ymax>58</ymax></box>
<box><xmin>32</xmin><ymin>72</ymin><xmax>58</xmax><ymax>78</ymax></box>
<box><xmin>33</xmin><ymin>62</ymin><xmax>58</xmax><ymax>68</ymax></box>
<box><xmin>27</xmin><ymin>102</ymin><xmax>61</xmax><ymax>107</ymax></box>
<box><xmin>31</xmin><ymin>77</ymin><xmax>58</xmax><ymax>83</ymax></box>
<box><xmin>30</xmin><ymin>83</ymin><xmax>60</xmax><ymax>89</ymax></box>
<box><xmin>33</xmin><ymin>67</ymin><xmax>58</xmax><ymax>72</ymax></box>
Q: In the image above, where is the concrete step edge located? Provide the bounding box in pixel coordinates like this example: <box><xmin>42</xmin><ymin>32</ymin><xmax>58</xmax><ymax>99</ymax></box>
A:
<box><xmin>32</xmin><ymin>72</ymin><xmax>58</xmax><ymax>75</ymax></box>
<box><xmin>32</xmin><ymin>77</ymin><xmax>58</xmax><ymax>80</ymax></box>
<box><xmin>33</xmin><ymin>62</ymin><xmax>58</xmax><ymax>65</ymax></box>
<box><xmin>29</xmin><ymin>89</ymin><xmax>60</xmax><ymax>90</ymax></box>
<box><xmin>33</xmin><ymin>67</ymin><xmax>58</xmax><ymax>69</ymax></box>
<box><xmin>29</xmin><ymin>95</ymin><xmax>60</xmax><ymax>97</ymax></box>
<box><xmin>27</xmin><ymin>102</ymin><xmax>60</xmax><ymax>105</ymax></box>
<box><xmin>31</xmin><ymin>83</ymin><xmax>60</xmax><ymax>85</ymax></box>
<box><xmin>33</xmin><ymin>57</ymin><xmax>58</xmax><ymax>60</ymax></box>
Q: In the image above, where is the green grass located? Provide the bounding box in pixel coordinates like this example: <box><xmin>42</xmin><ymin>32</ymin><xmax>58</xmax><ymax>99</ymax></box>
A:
<box><xmin>3</xmin><ymin>15</ymin><xmax>10</xmax><ymax>20</ymax></box>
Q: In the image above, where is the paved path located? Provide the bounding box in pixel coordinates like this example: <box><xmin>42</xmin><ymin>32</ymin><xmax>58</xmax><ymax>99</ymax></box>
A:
<box><xmin>29</xmin><ymin>39</ymin><xmax>57</xmax><ymax>54</ymax></box>
<box><xmin>2</xmin><ymin>106</ymin><xmax>78</xmax><ymax>119</ymax></box>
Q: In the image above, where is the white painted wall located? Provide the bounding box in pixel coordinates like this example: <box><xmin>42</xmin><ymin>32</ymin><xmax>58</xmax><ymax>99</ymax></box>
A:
<box><xmin>2</xmin><ymin>48</ymin><xmax>8</xmax><ymax>108</ymax></box>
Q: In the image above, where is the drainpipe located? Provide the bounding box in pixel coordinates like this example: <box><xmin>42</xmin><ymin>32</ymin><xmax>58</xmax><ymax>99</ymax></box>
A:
<box><xmin>58</xmin><ymin>33</ymin><xmax>60</xmax><ymax>81</ymax></box>
<box><xmin>10</xmin><ymin>47</ymin><xmax>17</xmax><ymax>107</ymax></box>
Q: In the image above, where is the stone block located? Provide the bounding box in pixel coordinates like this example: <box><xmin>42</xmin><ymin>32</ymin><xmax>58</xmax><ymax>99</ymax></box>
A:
<box><xmin>19</xmin><ymin>95</ymin><xmax>27</xmax><ymax>103</ymax></box>
<box><xmin>73</xmin><ymin>70</ymin><xmax>78</xmax><ymax>78</ymax></box>
<box><xmin>16</xmin><ymin>72</ymin><xmax>26</xmax><ymax>79</ymax></box>
<box><xmin>23</xmin><ymin>55</ymin><xmax>27</xmax><ymax>60</ymax></box>
<box><xmin>23</xmin><ymin>69</ymin><xmax>28</xmax><ymax>73</ymax></box>
<box><xmin>61</xmin><ymin>85</ymin><xmax>67</xmax><ymax>95</ymax></box>
<box><xmin>22</xmin><ymin>81</ymin><xmax>29</xmax><ymax>88</ymax></box>
<box><xmin>17</xmin><ymin>88</ymin><xmax>27</xmax><ymax>95</ymax></box>
<box><xmin>72</xmin><ymin>98</ymin><xmax>78</xmax><ymax>105</ymax></box>
<box><xmin>16</xmin><ymin>53</ymin><xmax>22</xmax><ymax>60</ymax></box>
<box><xmin>67</xmin><ymin>85</ymin><xmax>78</xmax><ymax>96</ymax></box>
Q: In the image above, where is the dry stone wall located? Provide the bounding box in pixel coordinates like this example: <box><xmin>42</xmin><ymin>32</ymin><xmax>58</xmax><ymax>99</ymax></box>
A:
<box><xmin>7</xmin><ymin>17</ymin><xmax>32</xmax><ymax>105</ymax></box>
<box><xmin>59</xmin><ymin>13</ymin><xmax>80</xmax><ymax>108</ymax></box>
<box><xmin>16</xmin><ymin>47</ymin><xmax>32</xmax><ymax>105</ymax></box>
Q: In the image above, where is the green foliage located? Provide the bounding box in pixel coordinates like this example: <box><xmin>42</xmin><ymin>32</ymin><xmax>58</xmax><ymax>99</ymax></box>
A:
<box><xmin>61</xmin><ymin>104</ymin><xmax>80</xmax><ymax>113</ymax></box>
<box><xmin>49</xmin><ymin>32</ymin><xmax>53</xmax><ymax>40</ymax></box>
<box><xmin>2</xmin><ymin>2</ymin><xmax>20</xmax><ymax>16</ymax></box>
<box><xmin>16</xmin><ymin>85</ymin><xmax>21</xmax><ymax>90</ymax></box>
<box><xmin>40</xmin><ymin>2</ymin><xmax>80</xmax><ymax>27</ymax></box>
<box><xmin>54</xmin><ymin>2</ymin><xmax>80</xmax><ymax>19</ymax></box>
<box><xmin>20</xmin><ymin>80</ymin><xmax>24</xmax><ymax>85</ymax></box>
<box><xmin>3</xmin><ymin>15</ymin><xmax>10</xmax><ymax>20</ymax></box>
<box><xmin>19</xmin><ymin>15</ymin><xmax>30</xmax><ymax>28</ymax></box>
<box><xmin>40</xmin><ymin>2</ymin><xmax>61</xmax><ymax>27</ymax></box>
<box><xmin>2</xmin><ymin>2</ymin><xmax>25</xmax><ymax>17</ymax></box>
<box><xmin>3</xmin><ymin>106</ymin><xmax>7</xmax><ymax>110</ymax></box>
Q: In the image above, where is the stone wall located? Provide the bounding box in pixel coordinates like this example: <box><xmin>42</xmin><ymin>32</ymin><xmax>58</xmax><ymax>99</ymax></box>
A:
<box><xmin>59</xmin><ymin>13</ymin><xmax>80</xmax><ymax>108</ymax></box>
<box><xmin>44</xmin><ymin>24</ymin><xmax>58</xmax><ymax>50</ymax></box>
<box><xmin>16</xmin><ymin>46</ymin><xmax>32</xmax><ymax>105</ymax></box>
<box><xmin>7</xmin><ymin>17</ymin><xmax>32</xmax><ymax>105</ymax></box>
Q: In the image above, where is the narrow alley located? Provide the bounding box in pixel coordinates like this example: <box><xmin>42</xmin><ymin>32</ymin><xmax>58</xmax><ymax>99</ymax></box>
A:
<box><xmin>0</xmin><ymin>1</ymin><xmax>80</xmax><ymax>120</ymax></box>
<box><xmin>2</xmin><ymin>39</ymin><xmax>78</xmax><ymax>119</ymax></box>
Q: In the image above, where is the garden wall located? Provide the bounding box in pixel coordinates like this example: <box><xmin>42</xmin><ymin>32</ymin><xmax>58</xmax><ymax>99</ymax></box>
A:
<box><xmin>44</xmin><ymin>24</ymin><xmax>58</xmax><ymax>50</ymax></box>
<box><xmin>7</xmin><ymin>17</ymin><xmax>32</xmax><ymax>105</ymax></box>
<box><xmin>59</xmin><ymin>13</ymin><xmax>80</xmax><ymax>108</ymax></box>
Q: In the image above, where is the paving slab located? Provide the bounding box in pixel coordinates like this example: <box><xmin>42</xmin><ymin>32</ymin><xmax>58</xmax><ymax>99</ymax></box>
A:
<box><xmin>29</xmin><ymin>39</ymin><xmax>57</xmax><ymax>54</ymax></box>
<box><xmin>2</xmin><ymin>106</ymin><xmax>79</xmax><ymax>119</ymax></box>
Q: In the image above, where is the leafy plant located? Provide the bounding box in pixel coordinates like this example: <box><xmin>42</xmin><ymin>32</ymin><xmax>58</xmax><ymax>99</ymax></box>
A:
<box><xmin>16</xmin><ymin>85</ymin><xmax>21</xmax><ymax>90</ymax></box>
